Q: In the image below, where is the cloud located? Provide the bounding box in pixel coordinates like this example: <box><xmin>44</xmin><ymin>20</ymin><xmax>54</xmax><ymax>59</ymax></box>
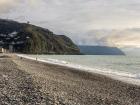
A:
<box><xmin>0</xmin><ymin>0</ymin><xmax>42</xmax><ymax>13</ymax></box>
<box><xmin>78</xmin><ymin>29</ymin><xmax>140</xmax><ymax>47</ymax></box>
<box><xmin>1</xmin><ymin>0</ymin><xmax>140</xmax><ymax>30</ymax></box>
<box><xmin>105</xmin><ymin>29</ymin><xmax>140</xmax><ymax>47</ymax></box>
<box><xmin>0</xmin><ymin>0</ymin><xmax>22</xmax><ymax>13</ymax></box>
<box><xmin>0</xmin><ymin>0</ymin><xmax>140</xmax><ymax>47</ymax></box>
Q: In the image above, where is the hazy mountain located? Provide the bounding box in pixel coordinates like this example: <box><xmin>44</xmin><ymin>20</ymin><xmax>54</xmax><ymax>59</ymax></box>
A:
<box><xmin>79</xmin><ymin>45</ymin><xmax>125</xmax><ymax>55</ymax></box>
<box><xmin>0</xmin><ymin>19</ymin><xmax>80</xmax><ymax>54</ymax></box>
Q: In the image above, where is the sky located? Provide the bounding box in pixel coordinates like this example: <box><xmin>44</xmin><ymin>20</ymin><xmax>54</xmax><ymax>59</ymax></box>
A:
<box><xmin>0</xmin><ymin>0</ymin><xmax>140</xmax><ymax>47</ymax></box>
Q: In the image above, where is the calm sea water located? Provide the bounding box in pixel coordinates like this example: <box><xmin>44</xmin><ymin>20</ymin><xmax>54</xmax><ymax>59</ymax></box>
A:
<box><xmin>25</xmin><ymin>55</ymin><xmax>140</xmax><ymax>79</ymax></box>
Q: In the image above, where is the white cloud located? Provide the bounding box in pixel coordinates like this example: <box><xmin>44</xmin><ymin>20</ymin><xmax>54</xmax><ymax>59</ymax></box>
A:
<box><xmin>0</xmin><ymin>0</ymin><xmax>23</xmax><ymax>13</ymax></box>
<box><xmin>106</xmin><ymin>29</ymin><xmax>140</xmax><ymax>47</ymax></box>
<box><xmin>78</xmin><ymin>29</ymin><xmax>140</xmax><ymax>47</ymax></box>
<box><xmin>0</xmin><ymin>0</ymin><xmax>140</xmax><ymax>47</ymax></box>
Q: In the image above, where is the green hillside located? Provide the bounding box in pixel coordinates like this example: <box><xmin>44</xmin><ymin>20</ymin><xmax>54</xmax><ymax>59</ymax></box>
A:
<box><xmin>0</xmin><ymin>19</ymin><xmax>80</xmax><ymax>54</ymax></box>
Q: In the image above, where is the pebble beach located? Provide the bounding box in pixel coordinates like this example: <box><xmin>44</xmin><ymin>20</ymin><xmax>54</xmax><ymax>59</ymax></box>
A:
<box><xmin>0</xmin><ymin>54</ymin><xmax>140</xmax><ymax>105</ymax></box>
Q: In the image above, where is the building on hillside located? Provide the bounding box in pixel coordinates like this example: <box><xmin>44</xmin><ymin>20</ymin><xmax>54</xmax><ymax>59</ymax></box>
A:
<box><xmin>0</xmin><ymin>47</ymin><xmax>4</xmax><ymax>53</ymax></box>
<box><xmin>0</xmin><ymin>47</ymin><xmax>8</xmax><ymax>53</ymax></box>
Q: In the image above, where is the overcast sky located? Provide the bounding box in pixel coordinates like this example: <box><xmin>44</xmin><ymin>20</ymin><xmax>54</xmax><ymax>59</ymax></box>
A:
<box><xmin>0</xmin><ymin>0</ymin><xmax>140</xmax><ymax>47</ymax></box>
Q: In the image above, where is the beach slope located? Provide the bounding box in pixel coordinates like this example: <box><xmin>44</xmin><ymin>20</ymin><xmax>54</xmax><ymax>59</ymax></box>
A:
<box><xmin>0</xmin><ymin>55</ymin><xmax>139</xmax><ymax>105</ymax></box>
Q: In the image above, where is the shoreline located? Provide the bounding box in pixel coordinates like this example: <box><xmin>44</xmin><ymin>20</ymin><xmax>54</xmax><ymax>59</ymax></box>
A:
<box><xmin>14</xmin><ymin>54</ymin><xmax>140</xmax><ymax>105</ymax></box>
<box><xmin>16</xmin><ymin>54</ymin><xmax>140</xmax><ymax>86</ymax></box>
<box><xmin>0</xmin><ymin>54</ymin><xmax>140</xmax><ymax>104</ymax></box>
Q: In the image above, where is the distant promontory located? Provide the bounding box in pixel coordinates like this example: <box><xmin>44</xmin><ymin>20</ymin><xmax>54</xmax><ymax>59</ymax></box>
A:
<box><xmin>79</xmin><ymin>45</ymin><xmax>125</xmax><ymax>55</ymax></box>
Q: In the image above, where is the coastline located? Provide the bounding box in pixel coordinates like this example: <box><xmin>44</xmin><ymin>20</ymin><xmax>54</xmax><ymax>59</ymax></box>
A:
<box><xmin>0</xmin><ymin>54</ymin><xmax>139</xmax><ymax>104</ymax></box>
<box><xmin>12</xmin><ymin>54</ymin><xmax>140</xmax><ymax>105</ymax></box>
<box><xmin>16</xmin><ymin>54</ymin><xmax>140</xmax><ymax>86</ymax></box>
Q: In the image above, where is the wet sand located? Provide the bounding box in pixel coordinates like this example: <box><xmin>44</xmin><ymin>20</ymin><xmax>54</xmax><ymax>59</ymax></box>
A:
<box><xmin>0</xmin><ymin>54</ymin><xmax>140</xmax><ymax>105</ymax></box>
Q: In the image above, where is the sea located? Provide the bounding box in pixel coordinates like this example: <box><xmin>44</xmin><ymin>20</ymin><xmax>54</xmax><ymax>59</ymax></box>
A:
<box><xmin>18</xmin><ymin>53</ymin><xmax>140</xmax><ymax>84</ymax></box>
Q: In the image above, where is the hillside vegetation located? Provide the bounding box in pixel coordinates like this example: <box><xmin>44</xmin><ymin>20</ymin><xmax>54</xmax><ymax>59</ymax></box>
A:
<box><xmin>0</xmin><ymin>19</ymin><xmax>80</xmax><ymax>54</ymax></box>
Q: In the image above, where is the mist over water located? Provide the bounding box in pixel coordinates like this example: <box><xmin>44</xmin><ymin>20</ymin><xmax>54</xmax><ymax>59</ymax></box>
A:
<box><xmin>121</xmin><ymin>47</ymin><xmax>140</xmax><ymax>56</ymax></box>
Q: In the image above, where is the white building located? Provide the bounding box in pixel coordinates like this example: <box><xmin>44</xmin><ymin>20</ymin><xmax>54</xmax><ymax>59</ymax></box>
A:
<box><xmin>0</xmin><ymin>47</ymin><xmax>7</xmax><ymax>53</ymax></box>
